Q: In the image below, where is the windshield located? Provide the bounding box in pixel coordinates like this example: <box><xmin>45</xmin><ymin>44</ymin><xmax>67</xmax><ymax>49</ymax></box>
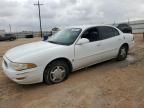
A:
<box><xmin>47</xmin><ymin>28</ymin><xmax>82</xmax><ymax>45</ymax></box>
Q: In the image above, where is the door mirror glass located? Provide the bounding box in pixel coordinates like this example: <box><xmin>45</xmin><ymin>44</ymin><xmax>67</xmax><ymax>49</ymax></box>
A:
<box><xmin>77</xmin><ymin>38</ymin><xmax>89</xmax><ymax>45</ymax></box>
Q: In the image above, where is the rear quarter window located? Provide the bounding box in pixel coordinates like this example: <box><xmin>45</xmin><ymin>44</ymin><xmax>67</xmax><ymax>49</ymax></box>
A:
<box><xmin>112</xmin><ymin>28</ymin><xmax>120</xmax><ymax>36</ymax></box>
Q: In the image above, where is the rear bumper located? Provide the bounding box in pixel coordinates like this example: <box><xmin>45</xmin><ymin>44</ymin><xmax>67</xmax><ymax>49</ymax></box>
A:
<box><xmin>129</xmin><ymin>40</ymin><xmax>135</xmax><ymax>50</ymax></box>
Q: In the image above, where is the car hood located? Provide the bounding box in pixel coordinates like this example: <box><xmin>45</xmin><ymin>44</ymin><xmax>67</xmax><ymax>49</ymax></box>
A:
<box><xmin>5</xmin><ymin>41</ymin><xmax>62</xmax><ymax>61</ymax></box>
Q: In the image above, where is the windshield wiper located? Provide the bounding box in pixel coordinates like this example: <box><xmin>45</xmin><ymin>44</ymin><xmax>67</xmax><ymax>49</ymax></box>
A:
<box><xmin>48</xmin><ymin>41</ymin><xmax>61</xmax><ymax>45</ymax></box>
<box><xmin>48</xmin><ymin>41</ymin><xmax>68</xmax><ymax>46</ymax></box>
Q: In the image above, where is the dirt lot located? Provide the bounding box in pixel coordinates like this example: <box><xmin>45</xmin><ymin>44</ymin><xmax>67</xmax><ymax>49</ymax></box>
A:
<box><xmin>0</xmin><ymin>36</ymin><xmax>144</xmax><ymax>108</ymax></box>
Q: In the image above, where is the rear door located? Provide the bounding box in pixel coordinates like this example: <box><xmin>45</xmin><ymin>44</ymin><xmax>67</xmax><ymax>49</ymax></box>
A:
<box><xmin>97</xmin><ymin>26</ymin><xmax>123</xmax><ymax>59</ymax></box>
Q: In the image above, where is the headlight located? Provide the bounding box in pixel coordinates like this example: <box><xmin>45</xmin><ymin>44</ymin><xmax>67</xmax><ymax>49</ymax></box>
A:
<box><xmin>11</xmin><ymin>62</ymin><xmax>37</xmax><ymax>71</ymax></box>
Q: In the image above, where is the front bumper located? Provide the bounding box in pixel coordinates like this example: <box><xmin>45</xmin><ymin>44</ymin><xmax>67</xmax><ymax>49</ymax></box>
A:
<box><xmin>2</xmin><ymin>56</ymin><xmax>43</xmax><ymax>84</ymax></box>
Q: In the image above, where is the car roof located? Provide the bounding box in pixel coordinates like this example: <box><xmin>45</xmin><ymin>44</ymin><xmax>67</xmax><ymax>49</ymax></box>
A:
<box><xmin>67</xmin><ymin>24</ymin><xmax>116</xmax><ymax>30</ymax></box>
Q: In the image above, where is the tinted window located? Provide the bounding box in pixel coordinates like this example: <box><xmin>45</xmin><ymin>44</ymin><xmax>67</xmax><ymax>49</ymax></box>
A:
<box><xmin>5</xmin><ymin>34</ymin><xmax>13</xmax><ymax>37</ymax></box>
<box><xmin>112</xmin><ymin>28</ymin><xmax>120</xmax><ymax>36</ymax></box>
<box><xmin>98</xmin><ymin>26</ymin><xmax>119</xmax><ymax>40</ymax></box>
<box><xmin>81</xmin><ymin>27</ymin><xmax>99</xmax><ymax>42</ymax></box>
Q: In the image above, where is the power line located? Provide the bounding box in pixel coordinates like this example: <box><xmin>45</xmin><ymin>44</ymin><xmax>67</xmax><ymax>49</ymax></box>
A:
<box><xmin>34</xmin><ymin>0</ymin><xmax>44</xmax><ymax>38</ymax></box>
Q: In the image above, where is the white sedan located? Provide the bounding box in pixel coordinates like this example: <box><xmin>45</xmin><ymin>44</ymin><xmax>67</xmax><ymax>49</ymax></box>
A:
<box><xmin>2</xmin><ymin>25</ymin><xmax>134</xmax><ymax>84</ymax></box>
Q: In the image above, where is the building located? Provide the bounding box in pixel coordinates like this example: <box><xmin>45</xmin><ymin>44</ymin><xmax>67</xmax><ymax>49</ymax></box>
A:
<box><xmin>129</xmin><ymin>20</ymin><xmax>144</xmax><ymax>34</ymax></box>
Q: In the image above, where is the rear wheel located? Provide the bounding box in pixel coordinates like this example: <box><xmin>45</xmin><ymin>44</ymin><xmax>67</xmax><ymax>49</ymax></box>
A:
<box><xmin>117</xmin><ymin>45</ymin><xmax>128</xmax><ymax>61</ymax></box>
<box><xmin>9</xmin><ymin>37</ymin><xmax>15</xmax><ymax>41</ymax></box>
<box><xmin>43</xmin><ymin>60</ymin><xmax>70</xmax><ymax>85</ymax></box>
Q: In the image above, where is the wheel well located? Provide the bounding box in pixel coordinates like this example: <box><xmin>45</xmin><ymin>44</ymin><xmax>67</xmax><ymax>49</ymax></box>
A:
<box><xmin>121</xmin><ymin>43</ymin><xmax>129</xmax><ymax>51</ymax></box>
<box><xmin>43</xmin><ymin>58</ymin><xmax>73</xmax><ymax>82</ymax></box>
<box><xmin>44</xmin><ymin>58</ymin><xmax>73</xmax><ymax>73</ymax></box>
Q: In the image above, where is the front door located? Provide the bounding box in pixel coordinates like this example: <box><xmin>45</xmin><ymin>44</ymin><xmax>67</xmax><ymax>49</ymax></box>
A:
<box><xmin>74</xmin><ymin>27</ymin><xmax>102</xmax><ymax>70</ymax></box>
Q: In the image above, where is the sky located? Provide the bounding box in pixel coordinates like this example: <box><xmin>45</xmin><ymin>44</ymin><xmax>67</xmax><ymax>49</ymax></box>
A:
<box><xmin>0</xmin><ymin>0</ymin><xmax>144</xmax><ymax>32</ymax></box>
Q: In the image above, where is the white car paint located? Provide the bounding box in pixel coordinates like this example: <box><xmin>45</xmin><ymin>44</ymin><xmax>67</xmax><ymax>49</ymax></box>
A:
<box><xmin>2</xmin><ymin>25</ymin><xmax>134</xmax><ymax>84</ymax></box>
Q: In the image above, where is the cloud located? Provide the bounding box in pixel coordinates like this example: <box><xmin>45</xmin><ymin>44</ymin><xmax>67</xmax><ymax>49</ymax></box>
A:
<box><xmin>0</xmin><ymin>0</ymin><xmax>19</xmax><ymax>18</ymax></box>
<box><xmin>0</xmin><ymin>0</ymin><xmax>144</xmax><ymax>32</ymax></box>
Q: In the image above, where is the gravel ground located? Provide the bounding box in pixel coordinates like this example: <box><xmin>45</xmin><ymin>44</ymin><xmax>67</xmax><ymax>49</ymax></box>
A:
<box><xmin>0</xmin><ymin>36</ymin><xmax>144</xmax><ymax>108</ymax></box>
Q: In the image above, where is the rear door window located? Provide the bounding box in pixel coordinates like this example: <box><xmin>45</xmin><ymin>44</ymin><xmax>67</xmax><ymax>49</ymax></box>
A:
<box><xmin>98</xmin><ymin>26</ymin><xmax>119</xmax><ymax>40</ymax></box>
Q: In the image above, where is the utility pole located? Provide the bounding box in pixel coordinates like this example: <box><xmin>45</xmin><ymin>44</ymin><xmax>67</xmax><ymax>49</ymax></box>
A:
<box><xmin>113</xmin><ymin>20</ymin><xmax>116</xmax><ymax>26</ymax></box>
<box><xmin>128</xmin><ymin>18</ymin><xmax>130</xmax><ymax>24</ymax></box>
<box><xmin>34</xmin><ymin>0</ymin><xmax>43</xmax><ymax>38</ymax></box>
<box><xmin>9</xmin><ymin>24</ymin><xmax>11</xmax><ymax>33</ymax></box>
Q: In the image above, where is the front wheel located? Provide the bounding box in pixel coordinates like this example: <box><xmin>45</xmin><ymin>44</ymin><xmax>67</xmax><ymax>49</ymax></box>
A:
<box><xmin>43</xmin><ymin>60</ymin><xmax>70</xmax><ymax>85</ymax></box>
<box><xmin>117</xmin><ymin>45</ymin><xmax>128</xmax><ymax>61</ymax></box>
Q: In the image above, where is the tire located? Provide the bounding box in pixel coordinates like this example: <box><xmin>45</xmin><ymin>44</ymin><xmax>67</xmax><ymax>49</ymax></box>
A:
<box><xmin>43</xmin><ymin>60</ymin><xmax>70</xmax><ymax>85</ymax></box>
<box><xmin>9</xmin><ymin>38</ymin><xmax>15</xmax><ymax>41</ymax></box>
<box><xmin>117</xmin><ymin>45</ymin><xmax>128</xmax><ymax>61</ymax></box>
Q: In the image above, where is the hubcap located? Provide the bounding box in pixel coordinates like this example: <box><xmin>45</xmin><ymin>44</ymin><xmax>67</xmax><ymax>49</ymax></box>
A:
<box><xmin>120</xmin><ymin>48</ymin><xmax>126</xmax><ymax>58</ymax></box>
<box><xmin>50</xmin><ymin>66</ymin><xmax>66</xmax><ymax>83</ymax></box>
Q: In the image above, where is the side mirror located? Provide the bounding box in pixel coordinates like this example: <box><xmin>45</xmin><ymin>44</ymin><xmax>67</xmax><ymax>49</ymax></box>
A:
<box><xmin>77</xmin><ymin>38</ymin><xmax>89</xmax><ymax>45</ymax></box>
